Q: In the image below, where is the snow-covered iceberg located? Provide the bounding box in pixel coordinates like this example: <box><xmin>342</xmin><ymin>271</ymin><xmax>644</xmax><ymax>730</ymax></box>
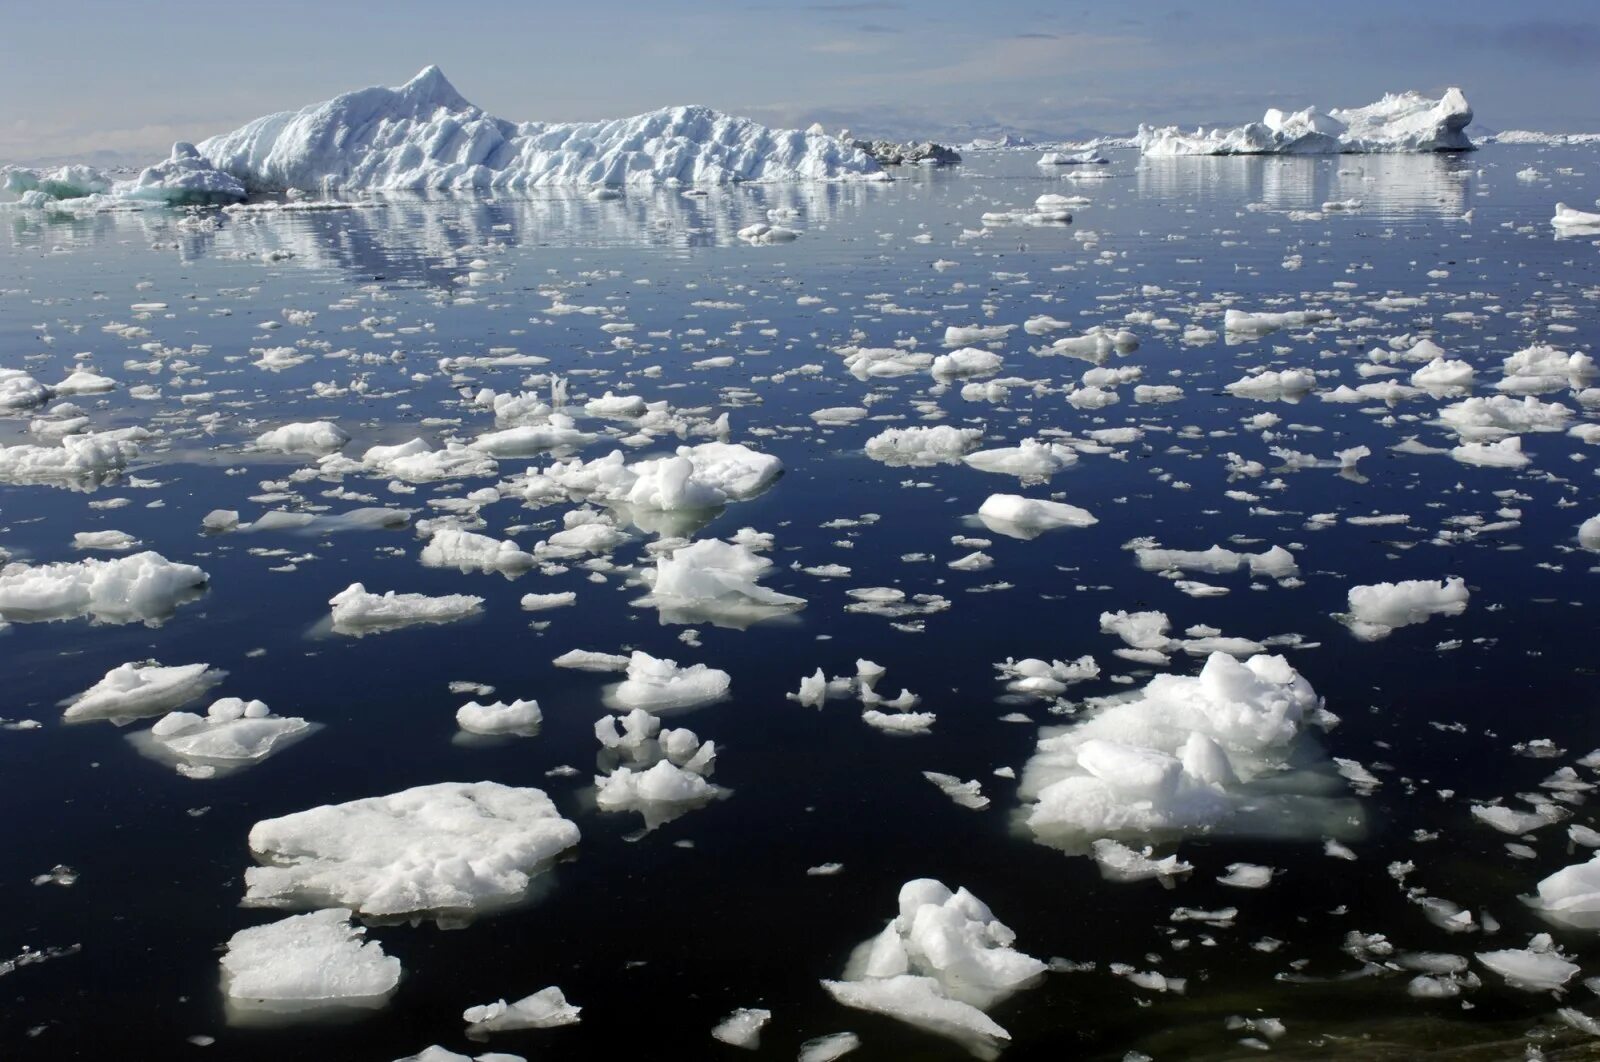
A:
<box><xmin>195</xmin><ymin>66</ymin><xmax>885</xmax><ymax>193</ymax></box>
<box><xmin>1137</xmin><ymin>88</ymin><xmax>1473</xmax><ymax>156</ymax></box>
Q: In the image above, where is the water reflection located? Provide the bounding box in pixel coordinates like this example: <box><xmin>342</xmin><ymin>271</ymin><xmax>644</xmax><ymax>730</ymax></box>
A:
<box><xmin>1137</xmin><ymin>152</ymin><xmax>1474</xmax><ymax>219</ymax></box>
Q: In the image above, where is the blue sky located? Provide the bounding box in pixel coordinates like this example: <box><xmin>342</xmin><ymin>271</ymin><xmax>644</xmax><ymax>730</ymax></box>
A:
<box><xmin>4</xmin><ymin>0</ymin><xmax>1599</xmax><ymax>162</ymax></box>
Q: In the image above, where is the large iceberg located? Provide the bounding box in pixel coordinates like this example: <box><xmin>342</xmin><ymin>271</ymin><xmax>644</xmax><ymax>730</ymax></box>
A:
<box><xmin>195</xmin><ymin>66</ymin><xmax>885</xmax><ymax>192</ymax></box>
<box><xmin>1136</xmin><ymin>88</ymin><xmax>1473</xmax><ymax>156</ymax></box>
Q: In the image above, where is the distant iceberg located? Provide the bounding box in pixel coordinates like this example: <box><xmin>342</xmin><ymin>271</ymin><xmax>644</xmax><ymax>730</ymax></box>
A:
<box><xmin>1136</xmin><ymin>88</ymin><xmax>1474</xmax><ymax>156</ymax></box>
<box><xmin>2</xmin><ymin>66</ymin><xmax>886</xmax><ymax>206</ymax></box>
<box><xmin>196</xmin><ymin>65</ymin><xmax>885</xmax><ymax>192</ymax></box>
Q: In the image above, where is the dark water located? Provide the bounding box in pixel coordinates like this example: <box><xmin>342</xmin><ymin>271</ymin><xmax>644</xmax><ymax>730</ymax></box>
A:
<box><xmin>3</xmin><ymin>145</ymin><xmax>1600</xmax><ymax>1061</ymax></box>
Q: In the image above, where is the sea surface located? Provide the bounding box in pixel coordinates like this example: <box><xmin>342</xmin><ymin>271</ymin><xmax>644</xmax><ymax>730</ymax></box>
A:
<box><xmin>3</xmin><ymin>144</ymin><xmax>1600</xmax><ymax>1061</ymax></box>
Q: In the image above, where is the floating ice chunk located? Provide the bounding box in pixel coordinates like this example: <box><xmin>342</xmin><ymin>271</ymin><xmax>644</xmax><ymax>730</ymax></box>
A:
<box><xmin>53</xmin><ymin>369</ymin><xmax>116</xmax><ymax>395</ymax></box>
<box><xmin>610</xmin><ymin>651</ymin><xmax>731</xmax><ymax>711</ymax></box>
<box><xmin>738</xmin><ymin>222</ymin><xmax>800</xmax><ymax>244</ymax></box>
<box><xmin>1579</xmin><ymin>515</ymin><xmax>1600</xmax><ymax>551</ymax></box>
<box><xmin>1470</xmin><ymin>803</ymin><xmax>1565</xmax><ymax>835</ymax></box>
<box><xmin>977</xmin><ymin>493</ymin><xmax>1096</xmax><ymax>538</ymax></box>
<box><xmin>1040</xmin><ymin>327</ymin><xmax>1138</xmax><ymax>361</ymax></box>
<box><xmin>943</xmin><ymin>324</ymin><xmax>1014</xmax><ymax>346</ymax></box>
<box><xmin>138</xmin><ymin>697</ymin><xmax>310</xmax><ymax>774</ymax></box>
<box><xmin>595</xmin><ymin>759</ymin><xmax>721</xmax><ymax>824</ymax></box>
<box><xmin>862</xmin><ymin>709</ymin><xmax>936</xmax><ymax>733</ymax></box>
<box><xmin>0</xmin><ymin>368</ymin><xmax>52</xmax><ymax>409</ymax></box>
<box><xmin>822</xmin><ymin>879</ymin><xmax>1044</xmax><ymax>1053</ymax></box>
<box><xmin>1439</xmin><ymin>395</ymin><xmax>1570</xmax><ymax>439</ymax></box>
<box><xmin>932</xmin><ymin>348</ymin><xmax>1003</xmax><ymax>380</ymax></box>
<box><xmin>1552</xmin><ymin>203</ymin><xmax>1600</xmax><ymax>230</ymax></box>
<box><xmin>1100</xmin><ymin>610</ymin><xmax>1175</xmax><ymax>651</ymax></box>
<box><xmin>362</xmin><ymin>439</ymin><xmax>498</xmax><ymax>482</ymax></box>
<box><xmin>865</xmin><ymin>425</ymin><xmax>982</xmax><ymax>467</ymax></box>
<box><xmin>1225</xmin><ymin>367</ymin><xmax>1317</xmax><ymax>398</ymax></box>
<box><xmin>456</xmin><ymin>699</ymin><xmax>542</xmax><ymax>735</ymax></box>
<box><xmin>1411</xmin><ymin>357</ymin><xmax>1476</xmax><ymax>390</ymax></box>
<box><xmin>203</xmin><ymin>509</ymin><xmax>242</xmax><ymax>532</ymax></box>
<box><xmin>1342</xmin><ymin>578</ymin><xmax>1467</xmax><ymax>640</ymax></box>
<box><xmin>244</xmin><ymin>781</ymin><xmax>580</xmax><ymax>918</ymax></box>
<box><xmin>196</xmin><ymin>66</ymin><xmax>883</xmax><ymax>191</ymax></box>
<box><xmin>254</xmin><ymin>421</ymin><xmax>350</xmax><ymax>455</ymax></box>
<box><xmin>1476</xmin><ymin>935</ymin><xmax>1579</xmax><ymax>992</ymax></box>
<box><xmin>463</xmin><ymin>986</ymin><xmax>580</xmax><ymax>1031</ymax></box>
<box><xmin>553</xmin><ymin>649</ymin><xmax>630</xmax><ymax>671</ymax></box>
<box><xmin>1020</xmin><ymin>653</ymin><xmax>1333</xmax><ymax>848</ymax></box>
<box><xmin>1451</xmin><ymin>436</ymin><xmax>1530</xmax><ymax>469</ymax></box>
<box><xmin>0</xmin><ymin>551</ymin><xmax>208</xmax><ymax>627</ymax></box>
<box><xmin>1217</xmin><ymin>863</ymin><xmax>1275</xmax><ymax>889</ymax></box>
<box><xmin>421</xmin><ymin>529</ymin><xmax>535</xmax><ymax>575</ymax></box>
<box><xmin>329</xmin><ymin>583</ymin><xmax>484</xmax><ymax>634</ymax></box>
<box><xmin>0</xmin><ymin>429</ymin><xmax>146</xmax><ymax>487</ymax></box>
<box><xmin>798</xmin><ymin>1032</ymin><xmax>861</xmax><ymax>1062</ymax></box>
<box><xmin>1532</xmin><ymin>854</ymin><xmax>1600</xmax><ymax>930</ymax></box>
<box><xmin>964</xmin><ymin>439</ymin><xmax>1077</xmax><ymax>478</ymax></box>
<box><xmin>469</xmin><ymin>419</ymin><xmax>595</xmax><ymax>457</ymax></box>
<box><xmin>994</xmin><ymin>656</ymin><xmax>1098</xmax><ymax>697</ymax></box>
<box><xmin>393</xmin><ymin>1048</ymin><xmax>525</xmax><ymax>1062</ymax></box>
<box><xmin>63</xmin><ymin>661</ymin><xmax>225</xmax><ymax>724</ymax></box>
<box><xmin>220</xmin><ymin>909</ymin><xmax>399</xmax><ymax>1017</ymax></box>
<box><xmin>710</xmin><ymin>1007</ymin><xmax>771</xmax><ymax>1048</ymax></box>
<box><xmin>923</xmin><ymin>772</ymin><xmax>989</xmax><ymax>810</ymax></box>
<box><xmin>72</xmin><ymin>530</ymin><xmax>139</xmax><ymax>552</ymax></box>
<box><xmin>1135</xmin><ymin>544</ymin><xmax>1297</xmax><ymax>579</ymax></box>
<box><xmin>1091</xmin><ymin>839</ymin><xmax>1191</xmax><ymax>882</ymax></box>
<box><xmin>520</xmin><ymin>592</ymin><xmax>576</xmax><ymax>611</ymax></box>
<box><xmin>637</xmin><ymin>538</ymin><xmax>805</xmax><ymax>628</ymax></box>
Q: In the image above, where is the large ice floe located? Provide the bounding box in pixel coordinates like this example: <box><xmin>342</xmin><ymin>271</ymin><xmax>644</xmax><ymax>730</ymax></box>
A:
<box><xmin>0</xmin><ymin>551</ymin><xmax>208</xmax><ymax>626</ymax></box>
<box><xmin>220</xmin><ymin>908</ymin><xmax>400</xmax><ymax>1021</ymax></box>
<box><xmin>1137</xmin><ymin>88</ymin><xmax>1473</xmax><ymax>155</ymax></box>
<box><xmin>822</xmin><ymin>878</ymin><xmax>1046</xmax><ymax>1058</ymax></box>
<box><xmin>193</xmin><ymin>66</ymin><xmax>883</xmax><ymax>193</ymax></box>
<box><xmin>244</xmin><ymin>782</ymin><xmax>580</xmax><ymax>920</ymax></box>
<box><xmin>1017</xmin><ymin>653</ymin><xmax>1358</xmax><ymax>852</ymax></box>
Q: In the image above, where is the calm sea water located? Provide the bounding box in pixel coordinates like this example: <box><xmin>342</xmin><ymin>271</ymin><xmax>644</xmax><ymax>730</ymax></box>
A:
<box><xmin>3</xmin><ymin>144</ymin><xmax>1599</xmax><ymax>1060</ymax></box>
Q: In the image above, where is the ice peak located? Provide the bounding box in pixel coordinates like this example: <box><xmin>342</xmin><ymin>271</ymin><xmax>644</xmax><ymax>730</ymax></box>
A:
<box><xmin>398</xmin><ymin>64</ymin><xmax>470</xmax><ymax>111</ymax></box>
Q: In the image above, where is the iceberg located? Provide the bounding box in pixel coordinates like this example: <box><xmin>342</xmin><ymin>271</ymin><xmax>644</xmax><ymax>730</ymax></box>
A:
<box><xmin>196</xmin><ymin>66</ymin><xmax>885</xmax><ymax>193</ymax></box>
<box><xmin>1137</xmin><ymin>88</ymin><xmax>1472</xmax><ymax>156</ymax></box>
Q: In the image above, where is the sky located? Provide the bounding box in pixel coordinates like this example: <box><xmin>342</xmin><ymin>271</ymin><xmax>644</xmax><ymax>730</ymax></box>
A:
<box><xmin>4</xmin><ymin>0</ymin><xmax>1600</xmax><ymax>164</ymax></box>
